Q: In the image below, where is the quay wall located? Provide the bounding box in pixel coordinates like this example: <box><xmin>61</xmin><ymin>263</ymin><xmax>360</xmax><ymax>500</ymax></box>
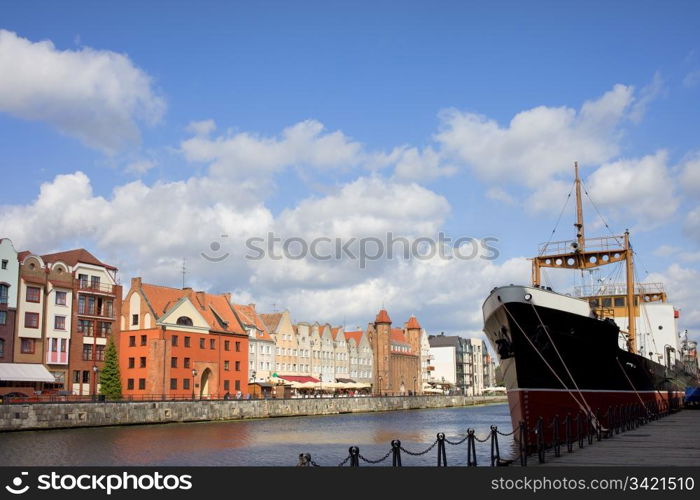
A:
<box><xmin>0</xmin><ymin>395</ymin><xmax>507</xmax><ymax>432</ymax></box>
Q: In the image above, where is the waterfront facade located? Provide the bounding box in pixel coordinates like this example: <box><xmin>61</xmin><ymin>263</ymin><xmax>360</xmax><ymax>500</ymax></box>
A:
<box><xmin>368</xmin><ymin>309</ymin><xmax>422</xmax><ymax>395</ymax></box>
<box><xmin>233</xmin><ymin>304</ymin><xmax>275</xmax><ymax>383</ymax></box>
<box><xmin>0</xmin><ymin>238</ymin><xmax>19</xmax><ymax>364</ymax></box>
<box><xmin>428</xmin><ymin>334</ymin><xmax>496</xmax><ymax>395</ymax></box>
<box><xmin>120</xmin><ymin>279</ymin><xmax>249</xmax><ymax>398</ymax></box>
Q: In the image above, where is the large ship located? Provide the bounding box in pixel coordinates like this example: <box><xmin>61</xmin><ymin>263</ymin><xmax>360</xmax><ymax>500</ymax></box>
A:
<box><xmin>482</xmin><ymin>163</ymin><xmax>699</xmax><ymax>434</ymax></box>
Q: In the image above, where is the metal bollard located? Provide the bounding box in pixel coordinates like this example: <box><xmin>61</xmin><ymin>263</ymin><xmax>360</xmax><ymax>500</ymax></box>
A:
<box><xmin>436</xmin><ymin>433</ymin><xmax>447</xmax><ymax>467</ymax></box>
<box><xmin>391</xmin><ymin>440</ymin><xmax>402</xmax><ymax>467</ymax></box>
<box><xmin>490</xmin><ymin>426</ymin><xmax>500</xmax><ymax>467</ymax></box>
<box><xmin>349</xmin><ymin>446</ymin><xmax>360</xmax><ymax>467</ymax></box>
<box><xmin>552</xmin><ymin>415</ymin><xmax>561</xmax><ymax>457</ymax></box>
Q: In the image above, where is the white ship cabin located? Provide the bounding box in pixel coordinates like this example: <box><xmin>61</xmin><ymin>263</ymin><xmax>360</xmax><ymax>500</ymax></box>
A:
<box><xmin>574</xmin><ymin>282</ymin><xmax>681</xmax><ymax>368</ymax></box>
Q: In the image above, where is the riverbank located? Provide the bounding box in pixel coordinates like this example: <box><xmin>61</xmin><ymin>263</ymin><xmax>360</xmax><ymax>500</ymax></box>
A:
<box><xmin>0</xmin><ymin>395</ymin><xmax>507</xmax><ymax>432</ymax></box>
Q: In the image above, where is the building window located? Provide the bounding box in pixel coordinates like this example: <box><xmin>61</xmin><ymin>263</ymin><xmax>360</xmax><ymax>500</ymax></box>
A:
<box><xmin>128</xmin><ymin>357</ymin><xmax>135</xmax><ymax>369</ymax></box>
<box><xmin>234</xmin><ymin>380</ymin><xmax>240</xmax><ymax>391</ymax></box>
<box><xmin>78</xmin><ymin>274</ymin><xmax>88</xmax><ymax>288</ymax></box>
<box><xmin>95</xmin><ymin>345</ymin><xmax>105</xmax><ymax>361</ymax></box>
<box><xmin>0</xmin><ymin>284</ymin><xmax>9</xmax><ymax>304</ymax></box>
<box><xmin>140</xmin><ymin>357</ymin><xmax>146</xmax><ymax>368</ymax></box>
<box><xmin>183</xmin><ymin>379</ymin><xmax>190</xmax><ymax>390</ymax></box>
<box><xmin>78</xmin><ymin>319</ymin><xmax>94</xmax><ymax>336</ymax></box>
<box><xmin>127</xmin><ymin>379</ymin><xmax>134</xmax><ymax>390</ymax></box>
<box><xmin>235</xmin><ymin>341</ymin><xmax>240</xmax><ymax>352</ymax></box>
<box><xmin>72</xmin><ymin>370</ymin><xmax>80</xmax><ymax>383</ymax></box>
<box><xmin>129</xmin><ymin>335</ymin><xmax>136</xmax><ymax>347</ymax></box>
<box><xmin>235</xmin><ymin>361</ymin><xmax>240</xmax><ymax>371</ymax></box>
<box><xmin>24</xmin><ymin>312</ymin><xmax>39</xmax><ymax>328</ymax></box>
<box><xmin>224</xmin><ymin>380</ymin><xmax>230</xmax><ymax>391</ymax></box>
<box><xmin>138</xmin><ymin>379</ymin><xmax>146</xmax><ymax>390</ymax></box>
<box><xmin>1</xmin><ymin>259</ymin><xmax>7</xmax><ymax>269</ymax></box>
<box><xmin>170</xmin><ymin>378</ymin><xmax>177</xmax><ymax>390</ymax></box>
<box><xmin>132</xmin><ymin>314</ymin><xmax>138</xmax><ymax>326</ymax></box>
<box><xmin>176</xmin><ymin>316</ymin><xmax>193</xmax><ymax>326</ymax></box>
<box><xmin>184</xmin><ymin>336</ymin><xmax>191</xmax><ymax>347</ymax></box>
<box><xmin>54</xmin><ymin>315</ymin><xmax>66</xmax><ymax>330</ymax></box>
<box><xmin>200</xmin><ymin>338</ymin><xmax>205</xmax><ymax>349</ymax></box>
<box><xmin>224</xmin><ymin>360</ymin><xmax>230</xmax><ymax>371</ymax></box>
<box><xmin>614</xmin><ymin>297</ymin><xmax>626</xmax><ymax>307</ymax></box>
<box><xmin>26</xmin><ymin>286</ymin><xmax>40</xmax><ymax>303</ymax></box>
<box><xmin>172</xmin><ymin>335</ymin><xmax>178</xmax><ymax>347</ymax></box>
<box><xmin>55</xmin><ymin>291</ymin><xmax>67</xmax><ymax>305</ymax></box>
<box><xmin>82</xmin><ymin>344</ymin><xmax>93</xmax><ymax>361</ymax></box>
<box><xmin>140</xmin><ymin>335</ymin><xmax>147</xmax><ymax>346</ymax></box>
<box><xmin>184</xmin><ymin>357</ymin><xmax>190</xmax><ymax>368</ymax></box>
<box><xmin>0</xmin><ymin>311</ymin><xmax>6</xmax><ymax>326</ymax></box>
<box><xmin>171</xmin><ymin>357</ymin><xmax>177</xmax><ymax>368</ymax></box>
<box><xmin>210</xmin><ymin>339</ymin><xmax>215</xmax><ymax>350</ymax></box>
<box><xmin>224</xmin><ymin>340</ymin><xmax>230</xmax><ymax>351</ymax></box>
<box><xmin>99</xmin><ymin>322</ymin><xmax>112</xmax><ymax>337</ymax></box>
<box><xmin>82</xmin><ymin>370</ymin><xmax>90</xmax><ymax>384</ymax></box>
<box><xmin>91</xmin><ymin>276</ymin><xmax>100</xmax><ymax>289</ymax></box>
<box><xmin>0</xmin><ymin>338</ymin><xmax>4</xmax><ymax>358</ymax></box>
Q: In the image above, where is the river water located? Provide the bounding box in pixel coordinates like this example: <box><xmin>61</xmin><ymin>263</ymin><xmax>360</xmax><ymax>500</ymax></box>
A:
<box><xmin>0</xmin><ymin>403</ymin><xmax>516</xmax><ymax>466</ymax></box>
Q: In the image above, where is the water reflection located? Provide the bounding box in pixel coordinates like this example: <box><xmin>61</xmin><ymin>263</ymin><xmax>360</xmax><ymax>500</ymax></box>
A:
<box><xmin>0</xmin><ymin>403</ymin><xmax>515</xmax><ymax>466</ymax></box>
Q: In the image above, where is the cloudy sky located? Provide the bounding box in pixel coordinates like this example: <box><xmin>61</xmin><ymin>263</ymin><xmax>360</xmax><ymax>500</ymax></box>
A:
<box><xmin>1</xmin><ymin>1</ymin><xmax>699</xmax><ymax>342</ymax></box>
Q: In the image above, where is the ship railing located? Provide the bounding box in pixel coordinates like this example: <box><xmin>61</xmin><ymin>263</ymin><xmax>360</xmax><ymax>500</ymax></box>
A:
<box><xmin>295</xmin><ymin>397</ymin><xmax>683</xmax><ymax>466</ymax></box>
<box><xmin>537</xmin><ymin>235</ymin><xmax>625</xmax><ymax>257</ymax></box>
<box><xmin>573</xmin><ymin>282</ymin><xmax>666</xmax><ymax>298</ymax></box>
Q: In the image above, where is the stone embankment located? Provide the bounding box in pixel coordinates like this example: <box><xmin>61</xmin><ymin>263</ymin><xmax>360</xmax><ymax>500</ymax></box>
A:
<box><xmin>0</xmin><ymin>395</ymin><xmax>507</xmax><ymax>431</ymax></box>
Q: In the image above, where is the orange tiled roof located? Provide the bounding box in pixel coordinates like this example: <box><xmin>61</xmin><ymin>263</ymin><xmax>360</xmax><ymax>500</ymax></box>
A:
<box><xmin>406</xmin><ymin>315</ymin><xmax>421</xmax><ymax>329</ymax></box>
<box><xmin>344</xmin><ymin>330</ymin><xmax>363</xmax><ymax>344</ymax></box>
<box><xmin>331</xmin><ymin>327</ymin><xmax>343</xmax><ymax>340</ymax></box>
<box><xmin>390</xmin><ymin>327</ymin><xmax>408</xmax><ymax>344</ymax></box>
<box><xmin>140</xmin><ymin>283</ymin><xmax>189</xmax><ymax>317</ymax></box>
<box><xmin>200</xmin><ymin>293</ymin><xmax>246</xmax><ymax>335</ymax></box>
<box><xmin>233</xmin><ymin>304</ymin><xmax>273</xmax><ymax>341</ymax></box>
<box><xmin>42</xmin><ymin>248</ymin><xmax>117</xmax><ymax>270</ymax></box>
<box><xmin>375</xmin><ymin>309</ymin><xmax>391</xmax><ymax>324</ymax></box>
<box><xmin>260</xmin><ymin>312</ymin><xmax>283</xmax><ymax>333</ymax></box>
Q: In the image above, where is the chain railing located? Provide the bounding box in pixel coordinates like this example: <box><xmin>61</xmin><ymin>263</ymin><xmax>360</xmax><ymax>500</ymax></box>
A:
<box><xmin>297</xmin><ymin>397</ymin><xmax>682</xmax><ymax>466</ymax></box>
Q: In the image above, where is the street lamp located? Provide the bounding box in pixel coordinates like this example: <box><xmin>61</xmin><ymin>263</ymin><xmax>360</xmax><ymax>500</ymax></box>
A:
<box><xmin>413</xmin><ymin>376</ymin><xmax>417</xmax><ymax>396</ymax></box>
<box><xmin>191</xmin><ymin>369</ymin><xmax>197</xmax><ymax>400</ymax></box>
<box><xmin>92</xmin><ymin>365</ymin><xmax>98</xmax><ymax>401</ymax></box>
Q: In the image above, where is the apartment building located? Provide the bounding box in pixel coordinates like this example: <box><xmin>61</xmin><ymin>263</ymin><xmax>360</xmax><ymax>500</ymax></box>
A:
<box><xmin>232</xmin><ymin>303</ymin><xmax>275</xmax><ymax>382</ymax></box>
<box><xmin>120</xmin><ymin>279</ymin><xmax>248</xmax><ymax>398</ymax></box>
<box><xmin>0</xmin><ymin>238</ymin><xmax>19</xmax><ymax>364</ymax></box>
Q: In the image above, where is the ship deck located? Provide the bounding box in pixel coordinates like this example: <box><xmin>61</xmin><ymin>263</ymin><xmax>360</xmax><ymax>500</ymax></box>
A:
<box><xmin>532</xmin><ymin>409</ymin><xmax>700</xmax><ymax>466</ymax></box>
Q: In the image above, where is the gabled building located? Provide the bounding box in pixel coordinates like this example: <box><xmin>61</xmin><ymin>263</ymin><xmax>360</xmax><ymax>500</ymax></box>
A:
<box><xmin>120</xmin><ymin>278</ymin><xmax>248</xmax><ymax>398</ymax></box>
<box><xmin>0</xmin><ymin>238</ymin><xmax>19</xmax><ymax>364</ymax></box>
<box><xmin>232</xmin><ymin>303</ymin><xmax>275</xmax><ymax>382</ymax></box>
<box><xmin>344</xmin><ymin>329</ymin><xmax>373</xmax><ymax>383</ymax></box>
<box><xmin>368</xmin><ymin>309</ymin><xmax>422</xmax><ymax>395</ymax></box>
<box><xmin>261</xmin><ymin>310</ymin><xmax>299</xmax><ymax>376</ymax></box>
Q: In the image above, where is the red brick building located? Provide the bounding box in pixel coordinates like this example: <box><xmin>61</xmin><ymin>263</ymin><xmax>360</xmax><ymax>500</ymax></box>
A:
<box><xmin>368</xmin><ymin>309</ymin><xmax>422</xmax><ymax>395</ymax></box>
<box><xmin>119</xmin><ymin>279</ymin><xmax>249</xmax><ymax>398</ymax></box>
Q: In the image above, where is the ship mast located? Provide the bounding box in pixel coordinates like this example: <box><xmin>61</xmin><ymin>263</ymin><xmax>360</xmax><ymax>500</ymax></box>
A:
<box><xmin>531</xmin><ymin>162</ymin><xmax>638</xmax><ymax>353</ymax></box>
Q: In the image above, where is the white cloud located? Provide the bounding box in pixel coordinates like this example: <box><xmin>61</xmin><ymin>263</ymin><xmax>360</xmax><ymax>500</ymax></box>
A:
<box><xmin>435</xmin><ymin>84</ymin><xmax>634</xmax><ymax>187</ymax></box>
<box><xmin>380</xmin><ymin>146</ymin><xmax>456</xmax><ymax>181</ymax></box>
<box><xmin>486</xmin><ymin>187</ymin><xmax>517</xmax><ymax>205</ymax></box>
<box><xmin>584</xmin><ymin>151</ymin><xmax>679</xmax><ymax>227</ymax></box>
<box><xmin>653</xmin><ymin>245</ymin><xmax>681</xmax><ymax>257</ymax></box>
<box><xmin>0</xmin><ymin>30</ymin><xmax>165</xmax><ymax>153</ymax></box>
<box><xmin>647</xmin><ymin>264</ymin><xmax>700</xmax><ymax>337</ymax></box>
<box><xmin>181</xmin><ymin>119</ymin><xmax>363</xmax><ymax>179</ymax></box>
<box><xmin>125</xmin><ymin>159</ymin><xmax>156</xmax><ymax>175</ymax></box>
<box><xmin>628</xmin><ymin>72</ymin><xmax>664</xmax><ymax>123</ymax></box>
<box><xmin>679</xmin><ymin>153</ymin><xmax>700</xmax><ymax>195</ymax></box>
<box><xmin>685</xmin><ymin>206</ymin><xmax>700</xmax><ymax>243</ymax></box>
<box><xmin>683</xmin><ymin>70</ymin><xmax>700</xmax><ymax>88</ymax></box>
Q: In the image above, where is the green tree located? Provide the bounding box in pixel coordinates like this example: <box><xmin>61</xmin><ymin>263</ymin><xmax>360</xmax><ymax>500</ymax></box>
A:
<box><xmin>99</xmin><ymin>336</ymin><xmax>122</xmax><ymax>400</ymax></box>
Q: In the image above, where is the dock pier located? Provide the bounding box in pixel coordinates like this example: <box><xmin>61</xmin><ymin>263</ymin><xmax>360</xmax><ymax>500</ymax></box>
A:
<box><xmin>535</xmin><ymin>409</ymin><xmax>700</xmax><ymax>466</ymax></box>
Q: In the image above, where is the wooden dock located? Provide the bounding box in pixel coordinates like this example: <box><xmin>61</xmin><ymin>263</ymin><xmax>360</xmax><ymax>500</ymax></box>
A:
<box><xmin>536</xmin><ymin>410</ymin><xmax>700</xmax><ymax>466</ymax></box>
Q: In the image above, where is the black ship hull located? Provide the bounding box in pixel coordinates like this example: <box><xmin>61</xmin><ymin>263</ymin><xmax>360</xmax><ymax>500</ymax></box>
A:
<box><xmin>483</xmin><ymin>286</ymin><xmax>696</xmax><ymax>434</ymax></box>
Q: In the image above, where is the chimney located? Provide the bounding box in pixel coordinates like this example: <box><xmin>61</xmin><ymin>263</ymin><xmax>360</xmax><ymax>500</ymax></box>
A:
<box><xmin>130</xmin><ymin>277</ymin><xmax>142</xmax><ymax>289</ymax></box>
<box><xmin>248</xmin><ymin>303</ymin><xmax>256</xmax><ymax>310</ymax></box>
<box><xmin>223</xmin><ymin>292</ymin><xmax>232</xmax><ymax>303</ymax></box>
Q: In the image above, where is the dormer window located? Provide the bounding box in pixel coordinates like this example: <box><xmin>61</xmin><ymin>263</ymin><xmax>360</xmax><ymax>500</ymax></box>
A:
<box><xmin>176</xmin><ymin>316</ymin><xmax>193</xmax><ymax>326</ymax></box>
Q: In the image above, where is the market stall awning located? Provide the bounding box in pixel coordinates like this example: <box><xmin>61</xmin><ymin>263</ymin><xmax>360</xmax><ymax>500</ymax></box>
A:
<box><xmin>277</xmin><ymin>375</ymin><xmax>320</xmax><ymax>383</ymax></box>
<box><xmin>0</xmin><ymin>363</ymin><xmax>56</xmax><ymax>383</ymax></box>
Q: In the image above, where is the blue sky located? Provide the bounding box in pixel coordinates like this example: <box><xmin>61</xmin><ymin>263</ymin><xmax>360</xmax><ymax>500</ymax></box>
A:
<box><xmin>1</xmin><ymin>1</ymin><xmax>699</xmax><ymax>341</ymax></box>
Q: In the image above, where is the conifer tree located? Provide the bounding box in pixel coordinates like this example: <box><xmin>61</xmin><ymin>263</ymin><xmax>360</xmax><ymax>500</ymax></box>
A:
<box><xmin>99</xmin><ymin>336</ymin><xmax>122</xmax><ymax>400</ymax></box>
